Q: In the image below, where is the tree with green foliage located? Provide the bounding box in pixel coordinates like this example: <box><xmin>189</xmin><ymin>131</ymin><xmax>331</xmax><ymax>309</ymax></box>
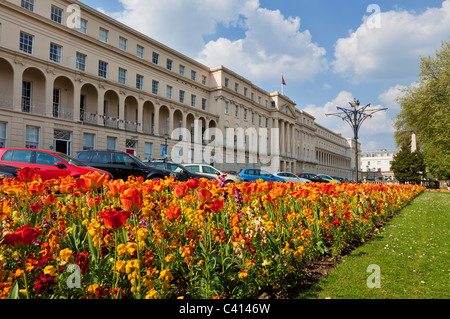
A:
<box><xmin>394</xmin><ymin>40</ymin><xmax>450</xmax><ymax>179</ymax></box>
<box><xmin>391</xmin><ymin>147</ymin><xmax>426</xmax><ymax>184</ymax></box>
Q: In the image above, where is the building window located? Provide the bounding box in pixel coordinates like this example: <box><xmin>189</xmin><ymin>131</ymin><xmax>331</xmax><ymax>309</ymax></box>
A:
<box><xmin>49</xmin><ymin>43</ymin><xmax>62</xmax><ymax>63</ymax></box>
<box><xmin>202</xmin><ymin>98</ymin><xmax>206</xmax><ymax>111</ymax></box>
<box><xmin>166</xmin><ymin>59</ymin><xmax>172</xmax><ymax>71</ymax></box>
<box><xmin>152</xmin><ymin>52</ymin><xmax>159</xmax><ymax>65</ymax></box>
<box><xmin>179</xmin><ymin>65</ymin><xmax>185</xmax><ymax>76</ymax></box>
<box><xmin>191</xmin><ymin>70</ymin><xmax>196</xmax><ymax>81</ymax></box>
<box><xmin>118</xmin><ymin>68</ymin><xmax>127</xmax><ymax>84</ymax></box>
<box><xmin>77</xmin><ymin>18</ymin><xmax>87</xmax><ymax>34</ymax></box>
<box><xmin>224</xmin><ymin>101</ymin><xmax>229</xmax><ymax>114</ymax></box>
<box><xmin>224</xmin><ymin>78</ymin><xmax>229</xmax><ymax>87</ymax></box>
<box><xmin>53</xmin><ymin>89</ymin><xmax>60</xmax><ymax>118</ymax></box>
<box><xmin>119</xmin><ymin>37</ymin><xmax>127</xmax><ymax>51</ymax></box>
<box><xmin>21</xmin><ymin>0</ymin><xmax>35</xmax><ymax>12</ymax></box>
<box><xmin>26</xmin><ymin>126</ymin><xmax>40</xmax><ymax>149</ymax></box>
<box><xmin>0</xmin><ymin>122</ymin><xmax>6</xmax><ymax>148</ymax></box>
<box><xmin>98</xmin><ymin>61</ymin><xmax>108</xmax><ymax>78</ymax></box>
<box><xmin>19</xmin><ymin>32</ymin><xmax>34</xmax><ymax>54</ymax></box>
<box><xmin>191</xmin><ymin>95</ymin><xmax>196</xmax><ymax>107</ymax></box>
<box><xmin>76</xmin><ymin>52</ymin><xmax>86</xmax><ymax>71</ymax></box>
<box><xmin>136</xmin><ymin>74</ymin><xmax>144</xmax><ymax>90</ymax></box>
<box><xmin>166</xmin><ymin>86</ymin><xmax>172</xmax><ymax>99</ymax></box>
<box><xmin>106</xmin><ymin>136</ymin><xmax>117</xmax><ymax>150</ymax></box>
<box><xmin>99</xmin><ymin>28</ymin><xmax>109</xmax><ymax>43</ymax></box>
<box><xmin>51</xmin><ymin>6</ymin><xmax>63</xmax><ymax>24</ymax></box>
<box><xmin>202</xmin><ymin>76</ymin><xmax>207</xmax><ymax>85</ymax></box>
<box><xmin>144</xmin><ymin>142</ymin><xmax>153</xmax><ymax>161</ymax></box>
<box><xmin>244</xmin><ymin>87</ymin><xmax>248</xmax><ymax>97</ymax></box>
<box><xmin>179</xmin><ymin>90</ymin><xmax>185</xmax><ymax>103</ymax></box>
<box><xmin>235</xmin><ymin>105</ymin><xmax>239</xmax><ymax>118</ymax></box>
<box><xmin>21</xmin><ymin>81</ymin><xmax>32</xmax><ymax>113</ymax></box>
<box><xmin>136</xmin><ymin>45</ymin><xmax>144</xmax><ymax>58</ymax></box>
<box><xmin>251</xmin><ymin>112</ymin><xmax>254</xmax><ymax>123</ymax></box>
<box><xmin>244</xmin><ymin>109</ymin><xmax>247</xmax><ymax>121</ymax></box>
<box><xmin>235</xmin><ymin>83</ymin><xmax>239</xmax><ymax>92</ymax></box>
<box><xmin>83</xmin><ymin>133</ymin><xmax>95</xmax><ymax>150</ymax></box>
<box><xmin>151</xmin><ymin>81</ymin><xmax>159</xmax><ymax>95</ymax></box>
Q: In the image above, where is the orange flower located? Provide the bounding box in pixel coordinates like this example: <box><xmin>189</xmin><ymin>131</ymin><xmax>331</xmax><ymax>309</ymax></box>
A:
<box><xmin>27</xmin><ymin>181</ymin><xmax>46</xmax><ymax>196</ymax></box>
<box><xmin>120</xmin><ymin>186</ymin><xmax>142</xmax><ymax>212</ymax></box>
<box><xmin>41</xmin><ymin>194</ymin><xmax>55</xmax><ymax>206</ymax></box>
<box><xmin>17</xmin><ymin>167</ymin><xmax>36</xmax><ymax>182</ymax></box>
<box><xmin>108</xmin><ymin>179</ymin><xmax>125</xmax><ymax>197</ymax></box>
<box><xmin>0</xmin><ymin>199</ymin><xmax>11</xmax><ymax>222</ymax></box>
<box><xmin>166</xmin><ymin>206</ymin><xmax>181</xmax><ymax>220</ymax></box>
<box><xmin>84</xmin><ymin>171</ymin><xmax>109</xmax><ymax>190</ymax></box>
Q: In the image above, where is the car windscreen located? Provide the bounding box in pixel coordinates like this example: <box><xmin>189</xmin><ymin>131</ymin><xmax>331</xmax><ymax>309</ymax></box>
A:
<box><xmin>56</xmin><ymin>153</ymin><xmax>87</xmax><ymax>166</ymax></box>
<box><xmin>128</xmin><ymin>154</ymin><xmax>147</xmax><ymax>166</ymax></box>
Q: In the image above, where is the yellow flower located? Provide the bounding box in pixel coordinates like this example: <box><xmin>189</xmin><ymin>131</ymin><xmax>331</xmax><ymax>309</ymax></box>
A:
<box><xmin>126</xmin><ymin>243</ymin><xmax>138</xmax><ymax>256</ymax></box>
<box><xmin>114</xmin><ymin>260</ymin><xmax>126</xmax><ymax>275</ymax></box>
<box><xmin>238</xmin><ymin>269</ymin><xmax>249</xmax><ymax>279</ymax></box>
<box><xmin>87</xmin><ymin>284</ymin><xmax>99</xmax><ymax>294</ymax></box>
<box><xmin>116</xmin><ymin>243</ymin><xmax>127</xmax><ymax>256</ymax></box>
<box><xmin>145</xmin><ymin>289</ymin><xmax>158</xmax><ymax>299</ymax></box>
<box><xmin>59</xmin><ymin>248</ymin><xmax>73</xmax><ymax>265</ymax></box>
<box><xmin>44</xmin><ymin>265</ymin><xmax>57</xmax><ymax>277</ymax></box>
<box><xmin>164</xmin><ymin>254</ymin><xmax>175</xmax><ymax>263</ymax></box>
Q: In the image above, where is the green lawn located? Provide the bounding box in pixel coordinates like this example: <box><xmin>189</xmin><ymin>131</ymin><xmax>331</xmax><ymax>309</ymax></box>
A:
<box><xmin>297</xmin><ymin>191</ymin><xmax>450</xmax><ymax>299</ymax></box>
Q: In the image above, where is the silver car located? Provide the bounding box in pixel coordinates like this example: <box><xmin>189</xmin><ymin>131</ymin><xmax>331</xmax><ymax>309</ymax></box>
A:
<box><xmin>273</xmin><ymin>172</ymin><xmax>311</xmax><ymax>183</ymax></box>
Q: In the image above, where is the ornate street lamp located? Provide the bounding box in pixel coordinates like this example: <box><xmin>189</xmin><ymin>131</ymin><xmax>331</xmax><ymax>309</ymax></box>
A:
<box><xmin>326</xmin><ymin>99</ymin><xmax>387</xmax><ymax>183</ymax></box>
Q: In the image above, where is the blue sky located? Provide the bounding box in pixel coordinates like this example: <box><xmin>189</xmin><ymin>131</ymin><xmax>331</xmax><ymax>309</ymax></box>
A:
<box><xmin>80</xmin><ymin>0</ymin><xmax>449</xmax><ymax>151</ymax></box>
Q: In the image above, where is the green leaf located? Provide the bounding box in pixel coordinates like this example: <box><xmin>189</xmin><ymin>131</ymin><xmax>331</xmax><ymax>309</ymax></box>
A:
<box><xmin>7</xmin><ymin>282</ymin><xmax>20</xmax><ymax>299</ymax></box>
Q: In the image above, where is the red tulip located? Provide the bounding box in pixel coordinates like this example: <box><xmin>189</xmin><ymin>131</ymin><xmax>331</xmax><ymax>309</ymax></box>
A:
<box><xmin>1</xmin><ymin>224</ymin><xmax>42</xmax><ymax>248</ymax></box>
<box><xmin>98</xmin><ymin>208</ymin><xmax>131</xmax><ymax>231</ymax></box>
<box><xmin>29</xmin><ymin>202</ymin><xmax>42</xmax><ymax>213</ymax></box>
<box><xmin>18</xmin><ymin>167</ymin><xmax>36</xmax><ymax>183</ymax></box>
<box><xmin>197</xmin><ymin>189</ymin><xmax>212</xmax><ymax>203</ymax></box>
<box><xmin>210</xmin><ymin>199</ymin><xmax>224</xmax><ymax>212</ymax></box>
<box><xmin>173</xmin><ymin>184</ymin><xmax>188</xmax><ymax>198</ymax></box>
<box><xmin>187</xmin><ymin>179</ymin><xmax>200</xmax><ymax>189</ymax></box>
<box><xmin>120</xmin><ymin>186</ymin><xmax>142</xmax><ymax>212</ymax></box>
<box><xmin>41</xmin><ymin>194</ymin><xmax>55</xmax><ymax>206</ymax></box>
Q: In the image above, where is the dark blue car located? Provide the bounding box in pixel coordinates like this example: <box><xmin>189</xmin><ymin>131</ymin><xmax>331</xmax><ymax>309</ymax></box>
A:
<box><xmin>237</xmin><ymin>168</ymin><xmax>285</xmax><ymax>182</ymax></box>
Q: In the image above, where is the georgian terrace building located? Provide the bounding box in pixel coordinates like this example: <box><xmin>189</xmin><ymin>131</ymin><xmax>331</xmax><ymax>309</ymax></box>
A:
<box><xmin>0</xmin><ymin>0</ymin><xmax>356</xmax><ymax>178</ymax></box>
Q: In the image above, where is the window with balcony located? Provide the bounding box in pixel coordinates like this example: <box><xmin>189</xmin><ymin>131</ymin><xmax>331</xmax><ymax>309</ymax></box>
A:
<box><xmin>21</xmin><ymin>81</ymin><xmax>32</xmax><ymax>113</ymax></box>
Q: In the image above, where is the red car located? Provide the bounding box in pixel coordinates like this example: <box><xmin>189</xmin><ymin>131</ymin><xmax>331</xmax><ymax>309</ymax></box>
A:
<box><xmin>0</xmin><ymin>148</ymin><xmax>112</xmax><ymax>181</ymax></box>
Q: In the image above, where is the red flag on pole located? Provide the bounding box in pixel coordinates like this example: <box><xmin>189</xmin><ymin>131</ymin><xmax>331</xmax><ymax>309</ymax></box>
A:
<box><xmin>281</xmin><ymin>75</ymin><xmax>286</xmax><ymax>85</ymax></box>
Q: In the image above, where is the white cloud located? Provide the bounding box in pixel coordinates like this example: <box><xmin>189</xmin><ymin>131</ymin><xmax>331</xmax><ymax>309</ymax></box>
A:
<box><xmin>378</xmin><ymin>84</ymin><xmax>408</xmax><ymax>111</ymax></box>
<box><xmin>100</xmin><ymin>0</ymin><xmax>327</xmax><ymax>87</ymax></box>
<box><xmin>333</xmin><ymin>0</ymin><xmax>450</xmax><ymax>82</ymax></box>
<box><xmin>198</xmin><ymin>7</ymin><xmax>328</xmax><ymax>84</ymax></box>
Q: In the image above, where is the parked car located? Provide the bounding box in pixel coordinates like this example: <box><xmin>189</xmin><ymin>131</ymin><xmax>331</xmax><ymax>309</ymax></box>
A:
<box><xmin>147</xmin><ymin>160</ymin><xmax>215</xmax><ymax>181</ymax></box>
<box><xmin>74</xmin><ymin>150</ymin><xmax>175</xmax><ymax>181</ymax></box>
<box><xmin>297</xmin><ymin>173</ymin><xmax>329</xmax><ymax>183</ymax></box>
<box><xmin>273</xmin><ymin>172</ymin><xmax>311</xmax><ymax>183</ymax></box>
<box><xmin>0</xmin><ymin>163</ymin><xmax>20</xmax><ymax>180</ymax></box>
<box><xmin>237</xmin><ymin>168</ymin><xmax>285</xmax><ymax>182</ymax></box>
<box><xmin>184</xmin><ymin>163</ymin><xmax>244</xmax><ymax>183</ymax></box>
<box><xmin>0</xmin><ymin>148</ymin><xmax>111</xmax><ymax>181</ymax></box>
<box><xmin>317</xmin><ymin>174</ymin><xmax>341</xmax><ymax>183</ymax></box>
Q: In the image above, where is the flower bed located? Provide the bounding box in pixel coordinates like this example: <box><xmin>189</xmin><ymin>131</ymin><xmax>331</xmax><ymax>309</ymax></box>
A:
<box><xmin>0</xmin><ymin>169</ymin><xmax>425</xmax><ymax>299</ymax></box>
